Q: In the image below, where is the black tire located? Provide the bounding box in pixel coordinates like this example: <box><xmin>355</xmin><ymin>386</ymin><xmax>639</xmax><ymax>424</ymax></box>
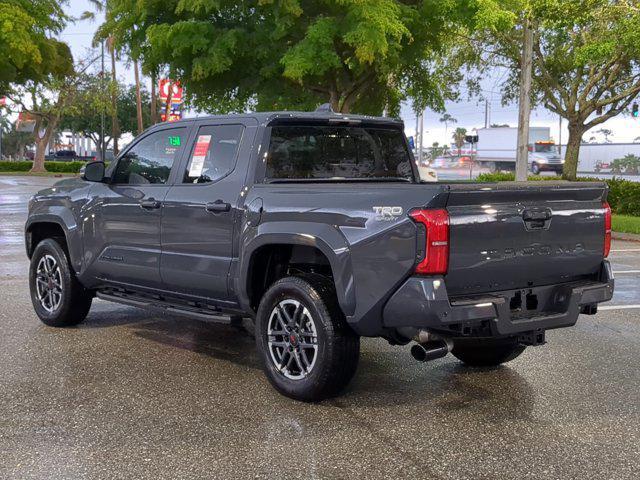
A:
<box><xmin>451</xmin><ymin>338</ymin><xmax>526</xmax><ymax>367</ymax></box>
<box><xmin>531</xmin><ymin>162</ymin><xmax>540</xmax><ymax>175</ymax></box>
<box><xmin>29</xmin><ymin>238</ymin><xmax>93</xmax><ymax>327</ymax></box>
<box><xmin>255</xmin><ymin>274</ymin><xmax>360</xmax><ymax>402</ymax></box>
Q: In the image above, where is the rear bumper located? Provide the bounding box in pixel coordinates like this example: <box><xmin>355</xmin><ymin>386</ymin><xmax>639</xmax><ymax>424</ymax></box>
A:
<box><xmin>383</xmin><ymin>261</ymin><xmax>614</xmax><ymax>337</ymax></box>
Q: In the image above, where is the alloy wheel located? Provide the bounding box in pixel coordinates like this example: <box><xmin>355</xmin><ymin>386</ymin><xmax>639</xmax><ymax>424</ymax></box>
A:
<box><xmin>267</xmin><ymin>299</ymin><xmax>319</xmax><ymax>380</ymax></box>
<box><xmin>35</xmin><ymin>254</ymin><xmax>63</xmax><ymax>313</ymax></box>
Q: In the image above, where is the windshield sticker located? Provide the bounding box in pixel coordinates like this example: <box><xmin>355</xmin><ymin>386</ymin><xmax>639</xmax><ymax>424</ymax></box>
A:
<box><xmin>189</xmin><ymin>135</ymin><xmax>212</xmax><ymax>177</ymax></box>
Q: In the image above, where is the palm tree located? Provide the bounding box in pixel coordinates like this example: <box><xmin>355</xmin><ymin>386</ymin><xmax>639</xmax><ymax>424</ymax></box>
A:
<box><xmin>596</xmin><ymin>128</ymin><xmax>613</xmax><ymax>143</ymax></box>
<box><xmin>452</xmin><ymin>127</ymin><xmax>467</xmax><ymax>157</ymax></box>
<box><xmin>82</xmin><ymin>1</ymin><xmax>121</xmax><ymax>154</ymax></box>
<box><xmin>439</xmin><ymin>113</ymin><xmax>457</xmax><ymax>135</ymax></box>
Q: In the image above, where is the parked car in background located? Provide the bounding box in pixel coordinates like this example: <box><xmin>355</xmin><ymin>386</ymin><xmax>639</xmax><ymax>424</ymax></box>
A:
<box><xmin>48</xmin><ymin>150</ymin><xmax>78</xmax><ymax>160</ymax></box>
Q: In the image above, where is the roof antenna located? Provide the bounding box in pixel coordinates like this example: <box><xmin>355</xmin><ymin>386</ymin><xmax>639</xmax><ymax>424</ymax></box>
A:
<box><xmin>315</xmin><ymin>103</ymin><xmax>334</xmax><ymax>113</ymax></box>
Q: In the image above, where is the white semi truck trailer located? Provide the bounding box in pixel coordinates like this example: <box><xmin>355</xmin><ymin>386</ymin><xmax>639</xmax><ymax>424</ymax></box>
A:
<box><xmin>475</xmin><ymin>127</ymin><xmax>564</xmax><ymax>174</ymax></box>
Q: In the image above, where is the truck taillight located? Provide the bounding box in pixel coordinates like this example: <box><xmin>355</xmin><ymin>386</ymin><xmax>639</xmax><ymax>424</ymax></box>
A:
<box><xmin>603</xmin><ymin>201</ymin><xmax>611</xmax><ymax>257</ymax></box>
<box><xmin>409</xmin><ymin>209</ymin><xmax>449</xmax><ymax>275</ymax></box>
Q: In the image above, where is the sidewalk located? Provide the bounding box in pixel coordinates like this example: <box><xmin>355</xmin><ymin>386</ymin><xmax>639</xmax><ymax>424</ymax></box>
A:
<box><xmin>612</xmin><ymin>231</ymin><xmax>640</xmax><ymax>243</ymax></box>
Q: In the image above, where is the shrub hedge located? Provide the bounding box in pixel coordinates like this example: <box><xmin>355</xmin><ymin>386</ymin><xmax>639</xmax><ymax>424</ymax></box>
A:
<box><xmin>475</xmin><ymin>172</ymin><xmax>640</xmax><ymax>217</ymax></box>
<box><xmin>0</xmin><ymin>161</ymin><xmax>86</xmax><ymax>173</ymax></box>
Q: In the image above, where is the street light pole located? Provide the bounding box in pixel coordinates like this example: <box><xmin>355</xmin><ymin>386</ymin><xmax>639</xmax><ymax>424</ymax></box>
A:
<box><xmin>418</xmin><ymin>111</ymin><xmax>424</xmax><ymax>164</ymax></box>
<box><xmin>100</xmin><ymin>40</ymin><xmax>106</xmax><ymax>161</ymax></box>
<box><xmin>558</xmin><ymin>114</ymin><xmax>562</xmax><ymax>156</ymax></box>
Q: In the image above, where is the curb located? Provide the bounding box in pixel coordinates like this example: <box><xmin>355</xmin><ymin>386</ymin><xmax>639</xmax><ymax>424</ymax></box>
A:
<box><xmin>612</xmin><ymin>231</ymin><xmax>640</xmax><ymax>243</ymax></box>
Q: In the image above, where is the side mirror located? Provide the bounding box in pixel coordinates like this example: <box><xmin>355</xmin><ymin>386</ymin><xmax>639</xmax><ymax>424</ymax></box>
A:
<box><xmin>83</xmin><ymin>161</ymin><xmax>105</xmax><ymax>182</ymax></box>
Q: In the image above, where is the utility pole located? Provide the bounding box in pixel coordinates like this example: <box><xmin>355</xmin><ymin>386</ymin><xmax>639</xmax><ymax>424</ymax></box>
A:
<box><xmin>418</xmin><ymin>111</ymin><xmax>424</xmax><ymax>164</ymax></box>
<box><xmin>414</xmin><ymin>112</ymin><xmax>419</xmax><ymax>158</ymax></box>
<box><xmin>100</xmin><ymin>40</ymin><xmax>106</xmax><ymax>161</ymax></box>
<box><xmin>484</xmin><ymin>99</ymin><xmax>490</xmax><ymax>129</ymax></box>
<box><xmin>515</xmin><ymin>16</ymin><xmax>534</xmax><ymax>182</ymax></box>
<box><xmin>151</xmin><ymin>71</ymin><xmax>158</xmax><ymax>125</ymax></box>
<box><xmin>134</xmin><ymin>59</ymin><xmax>144</xmax><ymax>134</ymax></box>
<box><xmin>558</xmin><ymin>115</ymin><xmax>562</xmax><ymax>155</ymax></box>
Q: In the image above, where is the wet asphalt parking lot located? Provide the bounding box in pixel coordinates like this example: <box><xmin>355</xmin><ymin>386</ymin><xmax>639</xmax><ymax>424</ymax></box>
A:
<box><xmin>1</xmin><ymin>175</ymin><xmax>639</xmax><ymax>479</ymax></box>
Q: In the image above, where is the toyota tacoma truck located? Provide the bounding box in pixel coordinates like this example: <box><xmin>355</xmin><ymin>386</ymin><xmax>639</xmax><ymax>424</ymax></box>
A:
<box><xmin>25</xmin><ymin>108</ymin><xmax>614</xmax><ymax>401</ymax></box>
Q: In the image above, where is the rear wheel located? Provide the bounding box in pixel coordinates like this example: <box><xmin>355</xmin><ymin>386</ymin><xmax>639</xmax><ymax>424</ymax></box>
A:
<box><xmin>29</xmin><ymin>238</ymin><xmax>92</xmax><ymax>327</ymax></box>
<box><xmin>255</xmin><ymin>275</ymin><xmax>360</xmax><ymax>401</ymax></box>
<box><xmin>451</xmin><ymin>338</ymin><xmax>526</xmax><ymax>367</ymax></box>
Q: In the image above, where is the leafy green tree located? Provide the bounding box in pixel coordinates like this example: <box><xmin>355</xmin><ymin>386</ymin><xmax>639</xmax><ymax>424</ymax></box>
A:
<box><xmin>1</xmin><ymin>0</ymin><xmax>74</xmax><ymax>171</ymax></box>
<box><xmin>61</xmin><ymin>75</ymin><xmax>150</xmax><ymax>158</ymax></box>
<box><xmin>470</xmin><ymin>0</ymin><xmax>640</xmax><ymax>180</ymax></box>
<box><xmin>0</xmin><ymin>125</ymin><xmax>35</xmax><ymax>159</ymax></box>
<box><xmin>102</xmin><ymin>0</ymin><xmax>473</xmax><ymax>115</ymax></box>
<box><xmin>8</xmin><ymin>71</ymin><xmax>79</xmax><ymax>172</ymax></box>
<box><xmin>610</xmin><ymin>154</ymin><xmax>640</xmax><ymax>175</ymax></box>
<box><xmin>0</xmin><ymin>0</ymin><xmax>72</xmax><ymax>91</ymax></box>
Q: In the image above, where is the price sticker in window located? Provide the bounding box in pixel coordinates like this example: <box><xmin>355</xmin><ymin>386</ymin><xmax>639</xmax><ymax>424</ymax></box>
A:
<box><xmin>189</xmin><ymin>135</ymin><xmax>212</xmax><ymax>177</ymax></box>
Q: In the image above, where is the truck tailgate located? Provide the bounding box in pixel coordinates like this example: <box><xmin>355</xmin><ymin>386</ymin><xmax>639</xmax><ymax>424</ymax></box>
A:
<box><xmin>444</xmin><ymin>182</ymin><xmax>607</xmax><ymax>296</ymax></box>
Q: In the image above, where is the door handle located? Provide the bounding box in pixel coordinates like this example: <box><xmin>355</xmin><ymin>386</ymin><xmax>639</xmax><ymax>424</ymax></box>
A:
<box><xmin>206</xmin><ymin>200</ymin><xmax>231</xmax><ymax>213</ymax></box>
<box><xmin>140</xmin><ymin>198</ymin><xmax>161</xmax><ymax>209</ymax></box>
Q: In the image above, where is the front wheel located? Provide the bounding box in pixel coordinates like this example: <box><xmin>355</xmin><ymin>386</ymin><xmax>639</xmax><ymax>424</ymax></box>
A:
<box><xmin>451</xmin><ymin>338</ymin><xmax>526</xmax><ymax>367</ymax></box>
<box><xmin>29</xmin><ymin>238</ymin><xmax>93</xmax><ymax>327</ymax></box>
<box><xmin>255</xmin><ymin>275</ymin><xmax>360</xmax><ymax>402</ymax></box>
<box><xmin>531</xmin><ymin>162</ymin><xmax>540</xmax><ymax>175</ymax></box>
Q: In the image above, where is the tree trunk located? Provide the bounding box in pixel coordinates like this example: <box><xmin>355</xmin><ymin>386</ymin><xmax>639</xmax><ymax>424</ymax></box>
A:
<box><xmin>133</xmin><ymin>59</ymin><xmax>144</xmax><ymax>134</ymax></box>
<box><xmin>151</xmin><ymin>70</ymin><xmax>158</xmax><ymax>125</ymax></box>
<box><xmin>110</xmin><ymin>39</ymin><xmax>120</xmax><ymax>155</ymax></box>
<box><xmin>32</xmin><ymin>125</ymin><xmax>55</xmax><ymax>173</ymax></box>
<box><xmin>164</xmin><ymin>81</ymin><xmax>173</xmax><ymax>121</ymax></box>
<box><xmin>329</xmin><ymin>90</ymin><xmax>340</xmax><ymax>112</ymax></box>
<box><xmin>515</xmin><ymin>16</ymin><xmax>534</xmax><ymax>182</ymax></box>
<box><xmin>563</xmin><ymin>124</ymin><xmax>584</xmax><ymax>180</ymax></box>
<box><xmin>339</xmin><ymin>95</ymin><xmax>353</xmax><ymax>114</ymax></box>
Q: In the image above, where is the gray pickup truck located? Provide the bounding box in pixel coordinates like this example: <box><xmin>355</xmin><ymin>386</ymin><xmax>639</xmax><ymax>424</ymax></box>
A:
<box><xmin>25</xmin><ymin>109</ymin><xmax>614</xmax><ymax>401</ymax></box>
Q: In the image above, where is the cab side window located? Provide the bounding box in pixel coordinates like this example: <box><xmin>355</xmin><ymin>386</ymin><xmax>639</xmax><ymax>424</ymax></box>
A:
<box><xmin>183</xmin><ymin>125</ymin><xmax>244</xmax><ymax>184</ymax></box>
<box><xmin>112</xmin><ymin>128</ymin><xmax>187</xmax><ymax>184</ymax></box>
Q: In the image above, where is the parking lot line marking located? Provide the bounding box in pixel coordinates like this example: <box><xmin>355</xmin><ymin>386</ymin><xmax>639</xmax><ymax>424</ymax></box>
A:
<box><xmin>599</xmin><ymin>304</ymin><xmax>640</xmax><ymax>311</ymax></box>
<box><xmin>610</xmin><ymin>249</ymin><xmax>640</xmax><ymax>252</ymax></box>
<box><xmin>613</xmin><ymin>270</ymin><xmax>640</xmax><ymax>274</ymax></box>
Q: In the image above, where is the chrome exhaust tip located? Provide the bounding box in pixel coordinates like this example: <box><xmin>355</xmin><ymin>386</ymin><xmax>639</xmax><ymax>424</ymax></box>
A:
<box><xmin>410</xmin><ymin>340</ymin><xmax>451</xmax><ymax>362</ymax></box>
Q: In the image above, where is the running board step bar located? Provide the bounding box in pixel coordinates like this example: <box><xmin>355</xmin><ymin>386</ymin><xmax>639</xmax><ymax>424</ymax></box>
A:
<box><xmin>96</xmin><ymin>290</ymin><xmax>242</xmax><ymax>325</ymax></box>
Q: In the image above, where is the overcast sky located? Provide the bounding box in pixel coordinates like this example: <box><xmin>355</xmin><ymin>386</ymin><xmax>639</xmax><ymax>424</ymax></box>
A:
<box><xmin>61</xmin><ymin>0</ymin><xmax>640</xmax><ymax>146</ymax></box>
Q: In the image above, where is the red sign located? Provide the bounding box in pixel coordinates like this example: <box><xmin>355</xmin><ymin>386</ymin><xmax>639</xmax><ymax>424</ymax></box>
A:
<box><xmin>159</xmin><ymin>80</ymin><xmax>183</xmax><ymax>103</ymax></box>
<box><xmin>188</xmin><ymin>135</ymin><xmax>212</xmax><ymax>177</ymax></box>
<box><xmin>193</xmin><ymin>136</ymin><xmax>211</xmax><ymax>157</ymax></box>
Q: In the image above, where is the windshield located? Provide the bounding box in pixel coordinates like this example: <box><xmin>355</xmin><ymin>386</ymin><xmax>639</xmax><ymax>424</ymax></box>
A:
<box><xmin>266</xmin><ymin>125</ymin><xmax>414</xmax><ymax>181</ymax></box>
<box><xmin>534</xmin><ymin>143</ymin><xmax>554</xmax><ymax>153</ymax></box>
